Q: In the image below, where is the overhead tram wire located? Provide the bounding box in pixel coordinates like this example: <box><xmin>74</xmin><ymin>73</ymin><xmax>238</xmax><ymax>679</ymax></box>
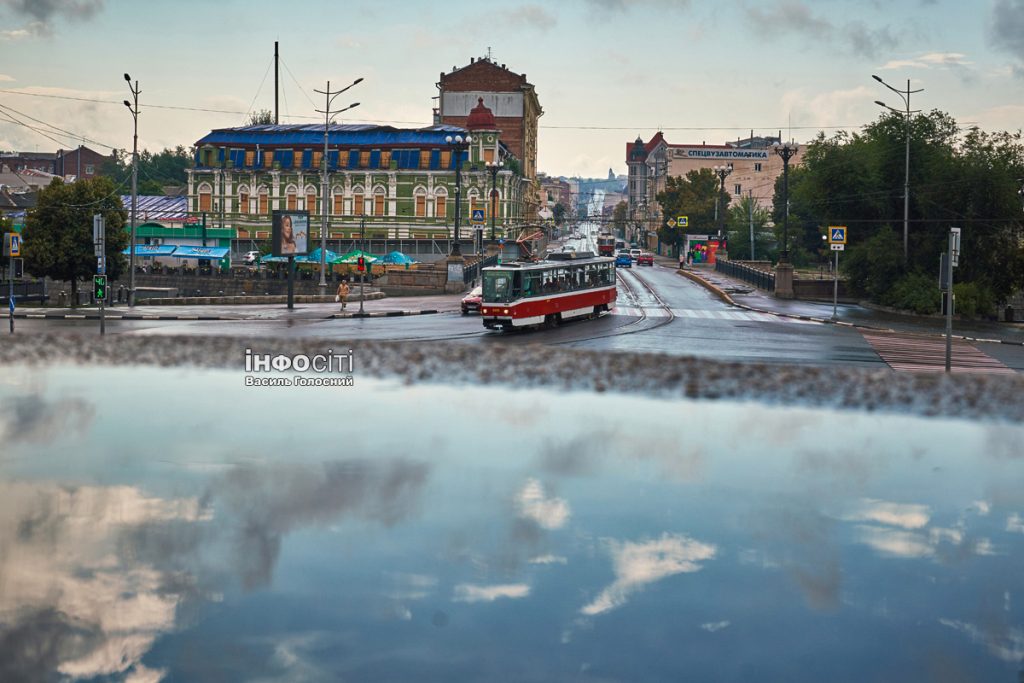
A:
<box><xmin>242</xmin><ymin>55</ymin><xmax>275</xmax><ymax>124</ymax></box>
<box><xmin>0</xmin><ymin>102</ymin><xmax>117</xmax><ymax>151</ymax></box>
<box><xmin>280</xmin><ymin>57</ymin><xmax>320</xmax><ymax>112</ymax></box>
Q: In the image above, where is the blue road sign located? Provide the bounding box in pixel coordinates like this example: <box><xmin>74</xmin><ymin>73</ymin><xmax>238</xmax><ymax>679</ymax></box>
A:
<box><xmin>829</xmin><ymin>226</ymin><xmax>847</xmax><ymax>244</ymax></box>
<box><xmin>471</xmin><ymin>208</ymin><xmax>485</xmax><ymax>225</ymax></box>
<box><xmin>9</xmin><ymin>295</ymin><xmax>14</xmax><ymax>313</ymax></box>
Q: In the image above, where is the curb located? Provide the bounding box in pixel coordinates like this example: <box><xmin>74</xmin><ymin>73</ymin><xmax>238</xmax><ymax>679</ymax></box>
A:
<box><xmin>14</xmin><ymin>312</ymin><xmax>234</xmax><ymax>321</ymax></box>
<box><xmin>675</xmin><ymin>268</ymin><xmax>1024</xmax><ymax>346</ymax></box>
<box><xmin>330</xmin><ymin>309</ymin><xmax>449</xmax><ymax>319</ymax></box>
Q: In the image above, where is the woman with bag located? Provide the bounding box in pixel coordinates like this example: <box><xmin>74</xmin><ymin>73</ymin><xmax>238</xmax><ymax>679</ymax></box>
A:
<box><xmin>336</xmin><ymin>280</ymin><xmax>350</xmax><ymax>311</ymax></box>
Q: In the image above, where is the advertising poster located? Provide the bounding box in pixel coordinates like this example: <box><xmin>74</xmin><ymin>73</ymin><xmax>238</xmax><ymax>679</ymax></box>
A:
<box><xmin>272</xmin><ymin>211</ymin><xmax>310</xmax><ymax>257</ymax></box>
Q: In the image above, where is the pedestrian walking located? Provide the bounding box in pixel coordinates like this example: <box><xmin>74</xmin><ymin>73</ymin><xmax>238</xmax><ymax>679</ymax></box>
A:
<box><xmin>336</xmin><ymin>280</ymin><xmax>350</xmax><ymax>311</ymax></box>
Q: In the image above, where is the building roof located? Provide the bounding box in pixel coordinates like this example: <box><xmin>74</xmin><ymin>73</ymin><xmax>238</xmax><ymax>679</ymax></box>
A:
<box><xmin>626</xmin><ymin>132</ymin><xmax>666</xmax><ymax>162</ymax></box>
<box><xmin>120</xmin><ymin>195</ymin><xmax>188</xmax><ymax>221</ymax></box>
<box><xmin>0</xmin><ymin>188</ymin><xmax>36</xmax><ymax>209</ymax></box>
<box><xmin>438</xmin><ymin>57</ymin><xmax>533</xmax><ymax>90</ymax></box>
<box><xmin>195</xmin><ymin>123</ymin><xmax>468</xmax><ymax>148</ymax></box>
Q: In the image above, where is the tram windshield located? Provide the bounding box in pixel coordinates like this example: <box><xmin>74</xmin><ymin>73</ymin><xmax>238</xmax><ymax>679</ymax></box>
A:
<box><xmin>483</xmin><ymin>270</ymin><xmax>518</xmax><ymax>302</ymax></box>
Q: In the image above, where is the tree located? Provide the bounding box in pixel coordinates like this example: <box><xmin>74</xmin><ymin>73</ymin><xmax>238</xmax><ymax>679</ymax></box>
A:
<box><xmin>552</xmin><ymin>202</ymin><xmax>567</xmax><ymax>226</ymax></box>
<box><xmin>99</xmin><ymin>145</ymin><xmax>192</xmax><ymax>192</ymax></box>
<box><xmin>21</xmin><ymin>177</ymin><xmax>128</xmax><ymax>306</ymax></box>
<box><xmin>724</xmin><ymin>195</ymin><xmax>773</xmax><ymax>260</ymax></box>
<box><xmin>246</xmin><ymin>109</ymin><xmax>275</xmax><ymax>126</ymax></box>
<box><xmin>656</xmin><ymin>169</ymin><xmax>724</xmax><ymax>253</ymax></box>
<box><xmin>612</xmin><ymin>200</ymin><xmax>628</xmax><ymax>236</ymax></box>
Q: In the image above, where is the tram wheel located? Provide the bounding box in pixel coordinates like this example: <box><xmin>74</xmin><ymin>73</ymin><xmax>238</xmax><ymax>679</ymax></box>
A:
<box><xmin>545</xmin><ymin>314</ymin><xmax>561</xmax><ymax>329</ymax></box>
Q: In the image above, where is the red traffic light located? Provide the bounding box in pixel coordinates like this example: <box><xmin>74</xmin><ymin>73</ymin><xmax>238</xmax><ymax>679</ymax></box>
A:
<box><xmin>357</xmin><ymin>256</ymin><xmax>365</xmax><ymax>272</ymax></box>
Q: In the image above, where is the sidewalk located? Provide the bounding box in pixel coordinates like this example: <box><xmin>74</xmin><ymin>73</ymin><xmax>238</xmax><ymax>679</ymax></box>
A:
<box><xmin>676</xmin><ymin>260</ymin><xmax>1024</xmax><ymax>346</ymax></box>
<box><xmin>12</xmin><ymin>292</ymin><xmax>465</xmax><ymax>322</ymax></box>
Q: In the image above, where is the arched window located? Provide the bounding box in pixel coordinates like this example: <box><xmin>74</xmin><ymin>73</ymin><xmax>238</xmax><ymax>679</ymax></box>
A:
<box><xmin>434</xmin><ymin>188</ymin><xmax>448</xmax><ymax>219</ymax></box>
<box><xmin>257</xmin><ymin>185</ymin><xmax>269</xmax><ymax>215</ymax></box>
<box><xmin>351</xmin><ymin>185</ymin><xmax>365</xmax><ymax>216</ymax></box>
<box><xmin>332</xmin><ymin>185</ymin><xmax>344</xmax><ymax>215</ymax></box>
<box><xmin>285</xmin><ymin>184</ymin><xmax>298</xmax><ymax>211</ymax></box>
<box><xmin>305</xmin><ymin>185</ymin><xmax>317</xmax><ymax>214</ymax></box>
<box><xmin>373</xmin><ymin>186</ymin><xmax>386</xmax><ymax>216</ymax></box>
<box><xmin>197</xmin><ymin>182</ymin><xmax>212</xmax><ymax>212</ymax></box>
<box><xmin>238</xmin><ymin>185</ymin><xmax>250</xmax><ymax>215</ymax></box>
<box><xmin>413</xmin><ymin>186</ymin><xmax>427</xmax><ymax>217</ymax></box>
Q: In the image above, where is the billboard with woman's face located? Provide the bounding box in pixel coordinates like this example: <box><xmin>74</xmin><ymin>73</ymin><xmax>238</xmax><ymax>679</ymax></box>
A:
<box><xmin>272</xmin><ymin>211</ymin><xmax>310</xmax><ymax>256</ymax></box>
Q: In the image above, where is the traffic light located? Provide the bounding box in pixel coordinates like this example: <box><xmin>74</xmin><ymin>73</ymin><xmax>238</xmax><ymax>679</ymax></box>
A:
<box><xmin>93</xmin><ymin>275</ymin><xmax>107</xmax><ymax>301</ymax></box>
<box><xmin>357</xmin><ymin>256</ymin><xmax>365</xmax><ymax>272</ymax></box>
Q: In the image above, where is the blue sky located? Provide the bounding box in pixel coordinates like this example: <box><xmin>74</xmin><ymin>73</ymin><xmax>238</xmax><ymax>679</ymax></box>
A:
<box><xmin>1</xmin><ymin>0</ymin><xmax>1023</xmax><ymax>178</ymax></box>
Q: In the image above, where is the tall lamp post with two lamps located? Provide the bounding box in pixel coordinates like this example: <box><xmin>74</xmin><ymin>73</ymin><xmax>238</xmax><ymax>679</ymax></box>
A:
<box><xmin>444</xmin><ymin>133</ymin><xmax>472</xmax><ymax>289</ymax></box>
<box><xmin>772</xmin><ymin>140</ymin><xmax>799</xmax><ymax>298</ymax></box>
<box><xmin>712</xmin><ymin>164</ymin><xmax>732</xmax><ymax>258</ymax></box>
<box><xmin>873</xmin><ymin>74</ymin><xmax>922</xmax><ymax>265</ymax></box>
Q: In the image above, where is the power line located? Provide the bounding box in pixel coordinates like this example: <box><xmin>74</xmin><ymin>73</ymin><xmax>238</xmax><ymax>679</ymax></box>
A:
<box><xmin>0</xmin><ymin>102</ymin><xmax>116</xmax><ymax>150</ymax></box>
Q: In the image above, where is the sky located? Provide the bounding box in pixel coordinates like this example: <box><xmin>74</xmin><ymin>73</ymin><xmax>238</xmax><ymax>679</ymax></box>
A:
<box><xmin>1</xmin><ymin>0</ymin><xmax>1023</xmax><ymax>179</ymax></box>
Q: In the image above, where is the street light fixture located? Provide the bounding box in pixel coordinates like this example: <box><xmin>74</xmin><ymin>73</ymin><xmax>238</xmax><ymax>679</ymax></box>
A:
<box><xmin>123</xmin><ymin>73</ymin><xmax>140</xmax><ymax>306</ymax></box>
<box><xmin>873</xmin><ymin>74</ymin><xmax>923</xmax><ymax>264</ymax></box>
<box><xmin>314</xmin><ymin>77</ymin><xmax>363</xmax><ymax>293</ymax></box>
<box><xmin>445</xmin><ymin>133</ymin><xmax>473</xmax><ymax>256</ymax></box>
<box><xmin>486</xmin><ymin>160</ymin><xmax>503</xmax><ymax>241</ymax></box>
<box><xmin>772</xmin><ymin>141</ymin><xmax>799</xmax><ymax>263</ymax></box>
<box><xmin>712</xmin><ymin>164</ymin><xmax>733</xmax><ymax>242</ymax></box>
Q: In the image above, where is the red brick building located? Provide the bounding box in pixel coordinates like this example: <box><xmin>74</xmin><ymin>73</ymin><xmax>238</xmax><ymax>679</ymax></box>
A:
<box><xmin>55</xmin><ymin>145</ymin><xmax>112</xmax><ymax>180</ymax></box>
<box><xmin>436</xmin><ymin>58</ymin><xmax>543</xmax><ymax>219</ymax></box>
<box><xmin>0</xmin><ymin>151</ymin><xmax>57</xmax><ymax>174</ymax></box>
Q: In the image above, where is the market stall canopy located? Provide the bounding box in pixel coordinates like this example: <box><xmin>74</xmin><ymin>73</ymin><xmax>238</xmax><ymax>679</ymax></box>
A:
<box><xmin>170</xmin><ymin>246</ymin><xmax>230</xmax><ymax>259</ymax></box>
<box><xmin>122</xmin><ymin>245</ymin><xmax>177</xmax><ymax>256</ymax></box>
<box><xmin>335</xmin><ymin>249</ymin><xmax>379</xmax><ymax>264</ymax></box>
<box><xmin>379</xmin><ymin>250</ymin><xmax>417</xmax><ymax>265</ymax></box>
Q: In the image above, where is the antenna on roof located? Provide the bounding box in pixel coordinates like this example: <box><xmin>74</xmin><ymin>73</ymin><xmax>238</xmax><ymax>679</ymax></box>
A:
<box><xmin>487</xmin><ymin>46</ymin><xmax>493</xmax><ymax>61</ymax></box>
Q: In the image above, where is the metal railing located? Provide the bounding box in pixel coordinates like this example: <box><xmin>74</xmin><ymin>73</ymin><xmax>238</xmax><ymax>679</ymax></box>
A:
<box><xmin>464</xmin><ymin>254</ymin><xmax>498</xmax><ymax>285</ymax></box>
<box><xmin>716</xmin><ymin>259</ymin><xmax>775</xmax><ymax>292</ymax></box>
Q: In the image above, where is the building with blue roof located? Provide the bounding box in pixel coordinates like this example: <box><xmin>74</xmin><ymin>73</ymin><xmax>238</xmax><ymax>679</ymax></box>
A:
<box><xmin>185</xmin><ymin>100</ymin><xmax>527</xmax><ymax>247</ymax></box>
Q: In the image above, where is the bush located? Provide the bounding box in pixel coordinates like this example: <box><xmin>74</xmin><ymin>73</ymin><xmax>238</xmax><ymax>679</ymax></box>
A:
<box><xmin>882</xmin><ymin>272</ymin><xmax>941</xmax><ymax>314</ymax></box>
<box><xmin>952</xmin><ymin>281</ymin><xmax>996</xmax><ymax>318</ymax></box>
<box><xmin>842</xmin><ymin>226</ymin><xmax>904</xmax><ymax>299</ymax></box>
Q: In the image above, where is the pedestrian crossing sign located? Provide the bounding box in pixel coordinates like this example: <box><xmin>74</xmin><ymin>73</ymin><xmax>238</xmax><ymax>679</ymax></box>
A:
<box><xmin>3</xmin><ymin>232</ymin><xmax>20</xmax><ymax>257</ymax></box>
<box><xmin>829</xmin><ymin>226</ymin><xmax>847</xmax><ymax>244</ymax></box>
<box><xmin>678</xmin><ymin>216</ymin><xmax>689</xmax><ymax>228</ymax></box>
<box><xmin>471</xmin><ymin>208</ymin><xmax>485</xmax><ymax>225</ymax></box>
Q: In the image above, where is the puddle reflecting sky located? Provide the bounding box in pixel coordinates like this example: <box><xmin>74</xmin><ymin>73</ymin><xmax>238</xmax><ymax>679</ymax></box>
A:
<box><xmin>1</xmin><ymin>366</ymin><xmax>1023</xmax><ymax>682</ymax></box>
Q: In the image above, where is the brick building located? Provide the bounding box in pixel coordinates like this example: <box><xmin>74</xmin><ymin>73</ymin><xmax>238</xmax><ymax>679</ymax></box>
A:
<box><xmin>55</xmin><ymin>145</ymin><xmax>112</xmax><ymax>181</ymax></box>
<box><xmin>435</xmin><ymin>57</ymin><xmax>543</xmax><ymax>219</ymax></box>
<box><xmin>0</xmin><ymin>151</ymin><xmax>57</xmax><ymax>174</ymax></box>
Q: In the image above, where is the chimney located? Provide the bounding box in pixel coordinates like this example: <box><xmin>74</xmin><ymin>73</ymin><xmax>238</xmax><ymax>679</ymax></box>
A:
<box><xmin>471</xmin><ymin>57</ymin><xmax>475</xmax><ymax>63</ymax></box>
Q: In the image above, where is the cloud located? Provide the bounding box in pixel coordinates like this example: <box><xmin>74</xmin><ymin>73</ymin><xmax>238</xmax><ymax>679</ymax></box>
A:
<box><xmin>581</xmin><ymin>533</ymin><xmax>716</xmax><ymax>616</ymax></box>
<box><xmin>843</xmin><ymin>498</ymin><xmax>931</xmax><ymax>529</ymax></box>
<box><xmin>528</xmin><ymin>554</ymin><xmax>567</xmax><ymax>565</ymax></box>
<box><xmin>0</xmin><ymin>394</ymin><xmax>94</xmax><ymax>446</ymax></box>
<box><xmin>515</xmin><ymin>478</ymin><xmax>570</xmax><ymax>530</ymax></box>
<box><xmin>743</xmin><ymin>1</ymin><xmax>898</xmax><ymax>58</ymax></box>
<box><xmin>0</xmin><ymin>0</ymin><xmax>104</xmax><ymax>38</ymax></box>
<box><xmin>582</xmin><ymin>0</ymin><xmax>690</xmax><ymax>12</ymax></box>
<box><xmin>939</xmin><ymin>618</ymin><xmax>1024</xmax><ymax>663</ymax></box>
<box><xmin>700</xmin><ymin>620</ymin><xmax>731</xmax><ymax>633</ymax></box>
<box><xmin>0</xmin><ymin>73</ymin><xmax>15</xmax><ymax>81</ymax></box>
<box><xmin>213</xmin><ymin>459</ymin><xmax>430</xmax><ymax>589</ymax></box>
<box><xmin>879</xmin><ymin>52</ymin><xmax>974</xmax><ymax>70</ymax></box>
<box><xmin>500</xmin><ymin>4</ymin><xmax>556</xmax><ymax>30</ymax></box>
<box><xmin>853</xmin><ymin>525</ymin><xmax>935</xmax><ymax>558</ymax></box>
<box><xmin>1007</xmin><ymin>513</ymin><xmax>1024</xmax><ymax>533</ymax></box>
<box><xmin>990</xmin><ymin>0</ymin><xmax>1024</xmax><ymax>69</ymax></box>
<box><xmin>453</xmin><ymin>583</ymin><xmax>530</xmax><ymax>603</ymax></box>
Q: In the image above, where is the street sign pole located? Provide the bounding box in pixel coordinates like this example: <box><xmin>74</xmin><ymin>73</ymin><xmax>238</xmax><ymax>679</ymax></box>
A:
<box><xmin>827</xmin><ymin>227</ymin><xmax>847</xmax><ymax>321</ymax></box>
<box><xmin>7</xmin><ymin>253</ymin><xmax>12</xmax><ymax>335</ymax></box>
<box><xmin>94</xmin><ymin>214</ymin><xmax>106</xmax><ymax>336</ymax></box>
<box><xmin>6</xmin><ymin>231</ymin><xmax>22</xmax><ymax>334</ymax></box>
<box><xmin>832</xmin><ymin>248</ymin><xmax>839</xmax><ymax>321</ymax></box>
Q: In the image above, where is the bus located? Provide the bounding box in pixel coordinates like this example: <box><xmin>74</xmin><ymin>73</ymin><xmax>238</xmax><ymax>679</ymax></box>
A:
<box><xmin>480</xmin><ymin>252</ymin><xmax>616</xmax><ymax>330</ymax></box>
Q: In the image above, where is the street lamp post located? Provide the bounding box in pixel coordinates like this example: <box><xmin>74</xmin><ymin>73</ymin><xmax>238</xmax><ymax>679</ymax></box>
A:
<box><xmin>314</xmin><ymin>78</ymin><xmax>362</xmax><ymax>294</ymax></box>
<box><xmin>486</xmin><ymin>160</ymin><xmax>503</xmax><ymax>241</ymax></box>
<box><xmin>123</xmin><ymin>74</ymin><xmax>140</xmax><ymax>306</ymax></box>
<box><xmin>772</xmin><ymin>141</ymin><xmax>799</xmax><ymax>263</ymax></box>
<box><xmin>445</xmin><ymin>134</ymin><xmax>472</xmax><ymax>256</ymax></box>
<box><xmin>873</xmin><ymin>74</ymin><xmax>923</xmax><ymax>264</ymax></box>
<box><xmin>712</xmin><ymin>163</ymin><xmax>733</xmax><ymax>246</ymax></box>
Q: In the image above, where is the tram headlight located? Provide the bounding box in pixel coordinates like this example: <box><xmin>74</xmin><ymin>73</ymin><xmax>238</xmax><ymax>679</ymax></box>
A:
<box><xmin>503</xmin><ymin>309</ymin><xmax>508</xmax><ymax>314</ymax></box>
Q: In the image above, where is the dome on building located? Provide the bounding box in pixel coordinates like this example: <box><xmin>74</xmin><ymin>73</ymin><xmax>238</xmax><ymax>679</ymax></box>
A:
<box><xmin>630</xmin><ymin>136</ymin><xmax>646</xmax><ymax>161</ymax></box>
<box><xmin>466</xmin><ymin>97</ymin><xmax>497</xmax><ymax>130</ymax></box>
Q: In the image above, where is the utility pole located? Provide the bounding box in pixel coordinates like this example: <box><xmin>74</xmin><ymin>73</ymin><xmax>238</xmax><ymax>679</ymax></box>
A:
<box><xmin>944</xmin><ymin>227</ymin><xmax>960</xmax><ymax>372</ymax></box>
<box><xmin>873</xmin><ymin>75</ymin><xmax>923</xmax><ymax>264</ymax></box>
<box><xmin>123</xmin><ymin>74</ymin><xmax>140</xmax><ymax>306</ymax></box>
<box><xmin>748</xmin><ymin>189</ymin><xmax>754</xmax><ymax>260</ymax></box>
<box><xmin>314</xmin><ymin>78</ymin><xmax>362</xmax><ymax>295</ymax></box>
<box><xmin>274</xmin><ymin>41</ymin><xmax>279</xmax><ymax>125</ymax></box>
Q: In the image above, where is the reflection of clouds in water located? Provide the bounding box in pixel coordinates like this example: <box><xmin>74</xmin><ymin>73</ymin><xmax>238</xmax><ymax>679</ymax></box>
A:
<box><xmin>528</xmin><ymin>554</ymin><xmax>567</xmax><ymax>565</ymax></box>
<box><xmin>580</xmin><ymin>533</ymin><xmax>716</xmax><ymax>616</ymax></box>
<box><xmin>384</xmin><ymin>572</ymin><xmax>438</xmax><ymax>601</ymax></box>
<box><xmin>516</xmin><ymin>478</ymin><xmax>570</xmax><ymax>530</ymax></box>
<box><xmin>843</xmin><ymin>498</ymin><xmax>931</xmax><ymax>529</ymax></box>
<box><xmin>984</xmin><ymin>424</ymin><xmax>1024</xmax><ymax>460</ymax></box>
<box><xmin>752</xmin><ymin>505</ymin><xmax>841</xmax><ymax>611</ymax></box>
<box><xmin>213</xmin><ymin>459</ymin><xmax>431</xmax><ymax>589</ymax></box>
<box><xmin>0</xmin><ymin>482</ymin><xmax>206</xmax><ymax>681</ymax></box>
<box><xmin>1007</xmin><ymin>513</ymin><xmax>1024</xmax><ymax>533</ymax></box>
<box><xmin>700</xmin><ymin>620</ymin><xmax>730</xmax><ymax>633</ymax></box>
<box><xmin>539</xmin><ymin>431</ymin><xmax>704</xmax><ymax>483</ymax></box>
<box><xmin>0</xmin><ymin>394</ymin><xmax>94</xmax><ymax>446</ymax></box>
<box><xmin>453</xmin><ymin>583</ymin><xmax>530</xmax><ymax>603</ymax></box>
<box><xmin>939</xmin><ymin>619</ymin><xmax>1024</xmax><ymax>663</ymax></box>
<box><xmin>794</xmin><ymin>448</ymin><xmax>880</xmax><ymax>495</ymax></box>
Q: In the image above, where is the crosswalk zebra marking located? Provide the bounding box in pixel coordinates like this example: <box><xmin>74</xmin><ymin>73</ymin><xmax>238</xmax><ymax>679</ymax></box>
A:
<box><xmin>861</xmin><ymin>330</ymin><xmax>1016</xmax><ymax>374</ymax></box>
<box><xmin>610</xmin><ymin>307</ymin><xmax>821</xmax><ymax>324</ymax></box>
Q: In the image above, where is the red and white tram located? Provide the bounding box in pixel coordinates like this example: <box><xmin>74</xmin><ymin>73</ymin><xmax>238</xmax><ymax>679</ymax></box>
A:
<box><xmin>480</xmin><ymin>252</ymin><xmax>616</xmax><ymax>330</ymax></box>
<box><xmin>597</xmin><ymin>233</ymin><xmax>616</xmax><ymax>257</ymax></box>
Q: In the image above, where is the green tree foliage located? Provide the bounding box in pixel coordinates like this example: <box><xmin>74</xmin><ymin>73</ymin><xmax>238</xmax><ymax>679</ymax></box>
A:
<box><xmin>656</xmin><ymin>169</ymin><xmax>726</xmax><ymax>252</ymax></box>
<box><xmin>780</xmin><ymin>110</ymin><xmax>1024</xmax><ymax>314</ymax></box>
<box><xmin>99</xmin><ymin>145</ymin><xmax>192</xmax><ymax>192</ymax></box>
<box><xmin>612</xmin><ymin>200</ymin><xmax>628</xmax><ymax>236</ymax></box>
<box><xmin>552</xmin><ymin>202</ymin><xmax>567</xmax><ymax>226</ymax></box>
<box><xmin>246</xmin><ymin>109</ymin><xmax>275</xmax><ymax>126</ymax></box>
<box><xmin>724</xmin><ymin>195</ymin><xmax>773</xmax><ymax>260</ymax></box>
<box><xmin>21</xmin><ymin>177</ymin><xmax>128</xmax><ymax>305</ymax></box>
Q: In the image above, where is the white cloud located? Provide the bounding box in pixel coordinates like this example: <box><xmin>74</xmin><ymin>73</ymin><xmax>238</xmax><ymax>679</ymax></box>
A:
<box><xmin>529</xmin><ymin>554</ymin><xmax>568</xmax><ymax>565</ymax></box>
<box><xmin>581</xmin><ymin>533</ymin><xmax>716</xmax><ymax>616</ymax></box>
<box><xmin>970</xmin><ymin>500</ymin><xmax>991</xmax><ymax>516</ymax></box>
<box><xmin>843</xmin><ymin>498</ymin><xmax>931</xmax><ymax>529</ymax></box>
<box><xmin>516</xmin><ymin>478</ymin><xmax>570</xmax><ymax>530</ymax></box>
<box><xmin>939</xmin><ymin>618</ymin><xmax>1024</xmax><ymax>663</ymax></box>
<box><xmin>853</xmin><ymin>525</ymin><xmax>935</xmax><ymax>558</ymax></box>
<box><xmin>1007</xmin><ymin>513</ymin><xmax>1024</xmax><ymax>533</ymax></box>
<box><xmin>700</xmin><ymin>620</ymin><xmax>730</xmax><ymax>632</ymax></box>
<box><xmin>453</xmin><ymin>583</ymin><xmax>530</xmax><ymax>603</ymax></box>
<box><xmin>879</xmin><ymin>52</ymin><xmax>973</xmax><ymax>70</ymax></box>
<box><xmin>0</xmin><ymin>73</ymin><xmax>15</xmax><ymax>82</ymax></box>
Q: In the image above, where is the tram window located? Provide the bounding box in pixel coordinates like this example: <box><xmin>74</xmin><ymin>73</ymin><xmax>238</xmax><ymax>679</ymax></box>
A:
<box><xmin>483</xmin><ymin>272</ymin><xmax>513</xmax><ymax>303</ymax></box>
<box><xmin>522</xmin><ymin>272</ymin><xmax>540</xmax><ymax>297</ymax></box>
<box><xmin>512</xmin><ymin>272</ymin><xmax>523</xmax><ymax>298</ymax></box>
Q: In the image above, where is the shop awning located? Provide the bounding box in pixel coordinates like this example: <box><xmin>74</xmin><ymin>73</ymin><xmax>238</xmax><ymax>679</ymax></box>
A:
<box><xmin>170</xmin><ymin>246</ymin><xmax>230</xmax><ymax>259</ymax></box>
<box><xmin>122</xmin><ymin>245</ymin><xmax>177</xmax><ymax>256</ymax></box>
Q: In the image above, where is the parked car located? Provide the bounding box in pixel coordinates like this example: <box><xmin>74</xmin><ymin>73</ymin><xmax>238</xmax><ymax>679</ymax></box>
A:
<box><xmin>461</xmin><ymin>286</ymin><xmax>483</xmax><ymax>315</ymax></box>
<box><xmin>637</xmin><ymin>253</ymin><xmax>654</xmax><ymax>266</ymax></box>
<box><xmin>629</xmin><ymin>248</ymin><xmax>642</xmax><ymax>261</ymax></box>
<box><xmin>243</xmin><ymin>250</ymin><xmax>261</xmax><ymax>265</ymax></box>
<box><xmin>615</xmin><ymin>253</ymin><xmax>632</xmax><ymax>268</ymax></box>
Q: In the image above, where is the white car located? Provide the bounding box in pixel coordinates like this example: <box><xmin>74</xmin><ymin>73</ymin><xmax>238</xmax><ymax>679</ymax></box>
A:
<box><xmin>629</xmin><ymin>248</ymin><xmax>642</xmax><ymax>261</ymax></box>
<box><xmin>243</xmin><ymin>250</ymin><xmax>261</xmax><ymax>264</ymax></box>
